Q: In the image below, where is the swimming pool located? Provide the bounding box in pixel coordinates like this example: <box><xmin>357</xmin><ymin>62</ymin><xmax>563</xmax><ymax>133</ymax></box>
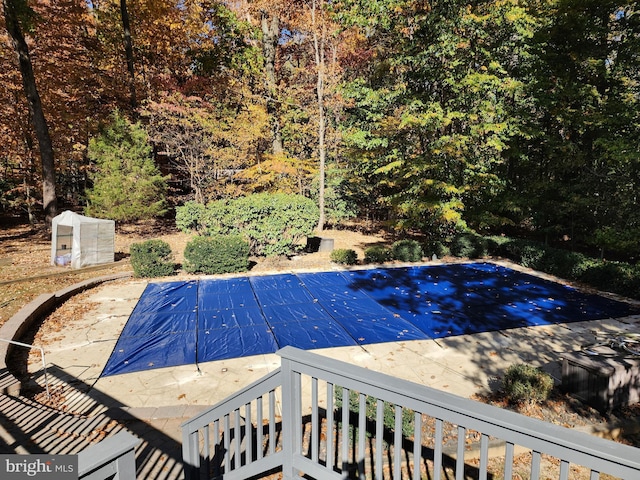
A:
<box><xmin>101</xmin><ymin>262</ymin><xmax>639</xmax><ymax>376</ymax></box>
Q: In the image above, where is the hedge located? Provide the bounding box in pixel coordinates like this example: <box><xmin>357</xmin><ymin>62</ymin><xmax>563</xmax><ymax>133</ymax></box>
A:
<box><xmin>176</xmin><ymin>193</ymin><xmax>319</xmax><ymax>257</ymax></box>
<box><xmin>183</xmin><ymin>235</ymin><xmax>249</xmax><ymax>274</ymax></box>
<box><xmin>331</xmin><ymin>249</ymin><xmax>358</xmax><ymax>265</ymax></box>
<box><xmin>130</xmin><ymin>239</ymin><xmax>175</xmax><ymax>278</ymax></box>
<box><xmin>391</xmin><ymin>239</ymin><xmax>423</xmax><ymax>262</ymax></box>
<box><xmin>479</xmin><ymin>235</ymin><xmax>640</xmax><ymax>300</ymax></box>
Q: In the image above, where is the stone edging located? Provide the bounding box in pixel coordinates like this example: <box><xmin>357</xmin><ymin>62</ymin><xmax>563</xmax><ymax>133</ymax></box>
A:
<box><xmin>0</xmin><ymin>272</ymin><xmax>132</xmax><ymax>395</ymax></box>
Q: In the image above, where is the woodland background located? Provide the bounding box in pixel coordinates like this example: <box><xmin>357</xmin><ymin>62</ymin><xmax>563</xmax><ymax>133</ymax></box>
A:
<box><xmin>1</xmin><ymin>0</ymin><xmax>639</xmax><ymax>262</ymax></box>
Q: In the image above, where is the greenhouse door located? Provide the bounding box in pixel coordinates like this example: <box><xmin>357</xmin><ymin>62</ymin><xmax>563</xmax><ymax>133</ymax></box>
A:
<box><xmin>55</xmin><ymin>225</ymin><xmax>73</xmax><ymax>266</ymax></box>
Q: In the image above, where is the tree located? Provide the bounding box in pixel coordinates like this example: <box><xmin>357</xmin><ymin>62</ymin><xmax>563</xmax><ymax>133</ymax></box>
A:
<box><xmin>230</xmin><ymin>0</ymin><xmax>303</xmax><ymax>156</ymax></box>
<box><xmin>143</xmin><ymin>91</ymin><xmax>269</xmax><ymax>203</ymax></box>
<box><xmin>85</xmin><ymin>110</ymin><xmax>168</xmax><ymax>221</ymax></box>
<box><xmin>309</xmin><ymin>0</ymin><xmax>328</xmax><ymax>230</ymax></box>
<box><xmin>2</xmin><ymin>0</ymin><xmax>57</xmax><ymax>222</ymax></box>
<box><xmin>338</xmin><ymin>0</ymin><xmax>532</xmax><ymax>235</ymax></box>
<box><xmin>119</xmin><ymin>0</ymin><xmax>137</xmax><ymax>110</ymax></box>
<box><xmin>261</xmin><ymin>9</ymin><xmax>283</xmax><ymax>154</ymax></box>
<box><xmin>514</xmin><ymin>0</ymin><xmax>640</xmax><ymax>253</ymax></box>
<box><xmin>234</xmin><ymin>152</ymin><xmax>316</xmax><ymax>195</ymax></box>
<box><xmin>2</xmin><ymin>0</ymin><xmax>121</xmax><ymax>218</ymax></box>
<box><xmin>143</xmin><ymin>93</ymin><xmax>218</xmax><ymax>204</ymax></box>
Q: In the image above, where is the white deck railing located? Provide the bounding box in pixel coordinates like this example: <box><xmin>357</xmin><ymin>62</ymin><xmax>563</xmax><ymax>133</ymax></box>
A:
<box><xmin>78</xmin><ymin>431</ymin><xmax>139</xmax><ymax>479</ymax></box>
<box><xmin>182</xmin><ymin>346</ymin><xmax>640</xmax><ymax>480</ymax></box>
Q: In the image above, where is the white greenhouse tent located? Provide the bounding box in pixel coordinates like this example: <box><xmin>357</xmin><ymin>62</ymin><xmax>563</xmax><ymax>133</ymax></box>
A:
<box><xmin>51</xmin><ymin>211</ymin><xmax>115</xmax><ymax>269</ymax></box>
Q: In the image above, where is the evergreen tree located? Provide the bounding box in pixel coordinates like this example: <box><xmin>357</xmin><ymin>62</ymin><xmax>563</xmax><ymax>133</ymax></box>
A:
<box><xmin>85</xmin><ymin>111</ymin><xmax>168</xmax><ymax>222</ymax></box>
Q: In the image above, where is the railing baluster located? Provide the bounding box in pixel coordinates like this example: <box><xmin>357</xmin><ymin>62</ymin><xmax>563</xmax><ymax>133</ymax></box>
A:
<box><xmin>413</xmin><ymin>412</ymin><xmax>422</xmax><ymax>480</ymax></box>
<box><xmin>456</xmin><ymin>425</ymin><xmax>466</xmax><ymax>480</ymax></box>
<box><xmin>559</xmin><ymin>459</ymin><xmax>570</xmax><ymax>480</ymax></box>
<box><xmin>312</xmin><ymin>377</ymin><xmax>319</xmax><ymax>463</ymax></box>
<box><xmin>358</xmin><ymin>392</ymin><xmax>366</xmax><ymax>480</ymax></box>
<box><xmin>224</xmin><ymin>413</ymin><xmax>231</xmax><ymax>473</ymax></box>
<box><xmin>181</xmin><ymin>429</ymin><xmax>200</xmax><ymax>480</ymax></box>
<box><xmin>590</xmin><ymin>470</ymin><xmax>600</xmax><ymax>480</ymax></box>
<box><xmin>257</xmin><ymin>395</ymin><xmax>264</xmax><ymax>460</ymax></box>
<box><xmin>327</xmin><ymin>382</ymin><xmax>335</xmax><ymax>472</ymax></box>
<box><xmin>203</xmin><ymin>424</ymin><xmax>210</xmax><ymax>479</ymax></box>
<box><xmin>341</xmin><ymin>386</ymin><xmax>350</xmax><ymax>474</ymax></box>
<box><xmin>531</xmin><ymin>450</ymin><xmax>541</xmax><ymax>480</ymax></box>
<box><xmin>269</xmin><ymin>389</ymin><xmax>275</xmax><ymax>455</ymax></box>
<box><xmin>479</xmin><ymin>433</ymin><xmax>489</xmax><ymax>480</ymax></box>
<box><xmin>213</xmin><ymin>419</ymin><xmax>220</xmax><ymax>478</ymax></box>
<box><xmin>293</xmin><ymin>371</ymin><xmax>302</xmax><ymax>455</ymax></box>
<box><xmin>246</xmin><ymin>401</ymin><xmax>253</xmax><ymax>464</ymax></box>
<box><xmin>234</xmin><ymin>408</ymin><xmax>241</xmax><ymax>468</ymax></box>
<box><xmin>375</xmin><ymin>399</ymin><xmax>384</xmax><ymax>480</ymax></box>
<box><xmin>434</xmin><ymin>418</ymin><xmax>443</xmax><ymax>480</ymax></box>
<box><xmin>394</xmin><ymin>404</ymin><xmax>402</xmax><ymax>480</ymax></box>
<box><xmin>504</xmin><ymin>441</ymin><xmax>514</xmax><ymax>480</ymax></box>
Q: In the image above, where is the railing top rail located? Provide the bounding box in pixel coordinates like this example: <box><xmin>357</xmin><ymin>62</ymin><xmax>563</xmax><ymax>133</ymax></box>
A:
<box><xmin>78</xmin><ymin>430</ymin><xmax>140</xmax><ymax>477</ymax></box>
<box><xmin>277</xmin><ymin>346</ymin><xmax>640</xmax><ymax>473</ymax></box>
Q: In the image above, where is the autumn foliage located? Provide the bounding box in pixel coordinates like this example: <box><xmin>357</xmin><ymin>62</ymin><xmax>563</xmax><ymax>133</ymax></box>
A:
<box><xmin>1</xmin><ymin>1</ymin><xmax>639</xmax><ymax>262</ymax></box>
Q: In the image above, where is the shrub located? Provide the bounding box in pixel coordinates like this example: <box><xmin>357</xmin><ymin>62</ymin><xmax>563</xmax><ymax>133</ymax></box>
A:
<box><xmin>200</xmin><ymin>199</ymin><xmax>236</xmax><ymax>236</ymax></box>
<box><xmin>489</xmin><ymin>236</ymin><xmax>640</xmax><ymax>300</ymax></box>
<box><xmin>450</xmin><ymin>232</ymin><xmax>489</xmax><ymax>259</ymax></box>
<box><xmin>579</xmin><ymin>261</ymin><xmax>624</xmax><ymax>291</ymax></box>
<box><xmin>495</xmin><ymin>239</ymin><xmax>588</xmax><ymax>280</ymax></box>
<box><xmin>579</xmin><ymin>260</ymin><xmax>640</xmax><ymax>298</ymax></box>
<box><xmin>494</xmin><ymin>238</ymin><xmax>543</xmax><ymax>265</ymax></box>
<box><xmin>183</xmin><ymin>235</ymin><xmax>249</xmax><ymax>274</ymax></box>
<box><xmin>536</xmin><ymin>248</ymin><xmax>588</xmax><ymax>279</ymax></box>
<box><xmin>130</xmin><ymin>239</ymin><xmax>174</xmax><ymax>278</ymax></box>
<box><xmin>391</xmin><ymin>239</ymin><xmax>423</xmax><ymax>262</ymax></box>
<box><xmin>502</xmin><ymin>364</ymin><xmax>554</xmax><ymax>405</ymax></box>
<box><xmin>176</xmin><ymin>193</ymin><xmax>319</xmax><ymax>257</ymax></box>
<box><xmin>485</xmin><ymin>235</ymin><xmax>511</xmax><ymax>254</ymax></box>
<box><xmin>232</xmin><ymin>193</ymin><xmax>318</xmax><ymax>256</ymax></box>
<box><xmin>424</xmin><ymin>240</ymin><xmax>450</xmax><ymax>259</ymax></box>
<box><xmin>331</xmin><ymin>248</ymin><xmax>358</xmax><ymax>265</ymax></box>
<box><xmin>518</xmin><ymin>244</ymin><xmax>546</xmax><ymax>269</ymax></box>
<box><xmin>175</xmin><ymin>201</ymin><xmax>207</xmax><ymax>233</ymax></box>
<box><xmin>364</xmin><ymin>245</ymin><xmax>392</xmax><ymax>264</ymax></box>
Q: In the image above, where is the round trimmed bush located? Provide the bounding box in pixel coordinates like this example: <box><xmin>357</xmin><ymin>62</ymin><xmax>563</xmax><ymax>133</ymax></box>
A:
<box><xmin>364</xmin><ymin>245</ymin><xmax>392</xmax><ymax>264</ymax></box>
<box><xmin>450</xmin><ymin>233</ymin><xmax>490</xmax><ymax>259</ymax></box>
<box><xmin>184</xmin><ymin>235</ymin><xmax>249</xmax><ymax>274</ymax></box>
<box><xmin>330</xmin><ymin>248</ymin><xmax>358</xmax><ymax>265</ymax></box>
<box><xmin>130</xmin><ymin>239</ymin><xmax>175</xmax><ymax>278</ymax></box>
<box><xmin>424</xmin><ymin>240</ymin><xmax>450</xmax><ymax>259</ymax></box>
<box><xmin>391</xmin><ymin>239</ymin><xmax>423</xmax><ymax>262</ymax></box>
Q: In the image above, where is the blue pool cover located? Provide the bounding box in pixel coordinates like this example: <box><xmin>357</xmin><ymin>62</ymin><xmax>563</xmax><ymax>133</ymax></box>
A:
<box><xmin>102</xmin><ymin>263</ymin><xmax>639</xmax><ymax>376</ymax></box>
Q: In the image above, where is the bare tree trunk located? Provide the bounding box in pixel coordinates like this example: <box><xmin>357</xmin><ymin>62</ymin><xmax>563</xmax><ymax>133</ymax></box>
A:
<box><xmin>312</xmin><ymin>0</ymin><xmax>326</xmax><ymax>231</ymax></box>
<box><xmin>261</xmin><ymin>11</ymin><xmax>283</xmax><ymax>154</ymax></box>
<box><xmin>120</xmin><ymin>0</ymin><xmax>137</xmax><ymax>111</ymax></box>
<box><xmin>3</xmin><ymin>0</ymin><xmax>57</xmax><ymax>223</ymax></box>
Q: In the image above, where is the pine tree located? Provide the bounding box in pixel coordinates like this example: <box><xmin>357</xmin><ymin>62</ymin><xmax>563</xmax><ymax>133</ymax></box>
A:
<box><xmin>85</xmin><ymin>110</ymin><xmax>168</xmax><ymax>222</ymax></box>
